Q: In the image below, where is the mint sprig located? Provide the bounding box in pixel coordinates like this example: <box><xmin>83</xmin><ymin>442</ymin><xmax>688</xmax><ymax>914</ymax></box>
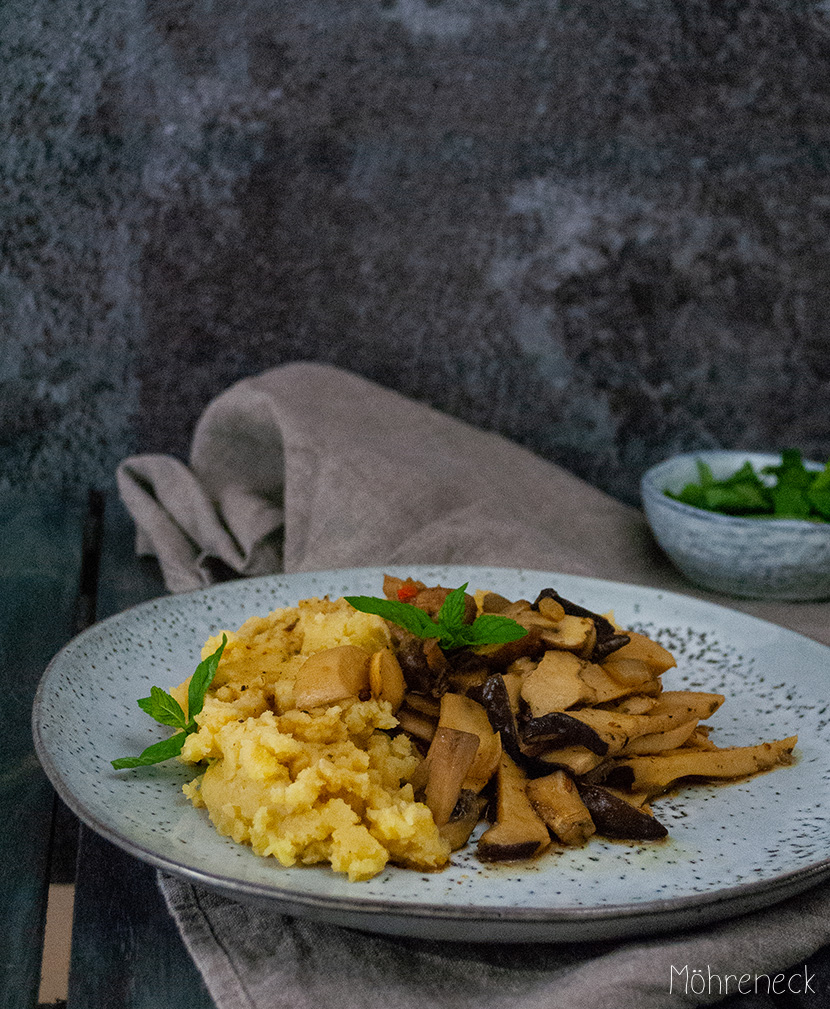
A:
<box><xmin>345</xmin><ymin>584</ymin><xmax>527</xmax><ymax>651</ymax></box>
<box><xmin>112</xmin><ymin>634</ymin><xmax>227</xmax><ymax>769</ymax></box>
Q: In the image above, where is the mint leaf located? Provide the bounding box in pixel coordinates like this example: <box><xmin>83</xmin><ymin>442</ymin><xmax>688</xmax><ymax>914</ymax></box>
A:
<box><xmin>187</xmin><ymin>634</ymin><xmax>227</xmax><ymax>722</ymax></box>
<box><xmin>111</xmin><ymin>731</ymin><xmax>188</xmax><ymax>769</ymax></box>
<box><xmin>457</xmin><ymin>613</ymin><xmax>530</xmax><ymax>647</ymax></box>
<box><xmin>771</xmin><ymin>484</ymin><xmax>812</xmax><ymax>519</ymax></box>
<box><xmin>704</xmin><ymin>481</ymin><xmax>769</xmax><ymax>514</ymax></box>
<box><xmin>721</xmin><ymin>461</ymin><xmax>762</xmax><ymax>488</ymax></box>
<box><xmin>763</xmin><ymin>449</ymin><xmax>813</xmax><ymax>491</ymax></box>
<box><xmin>137</xmin><ymin>686</ymin><xmax>188</xmax><ymax>729</ymax></box>
<box><xmin>437</xmin><ymin>583</ymin><xmax>469</xmax><ymax>633</ymax></box>
<box><xmin>669</xmin><ymin>483</ymin><xmax>708</xmax><ymax>508</ymax></box>
<box><xmin>807</xmin><ymin>485</ymin><xmax>830</xmax><ymax>519</ymax></box>
<box><xmin>696</xmin><ymin>460</ymin><xmax>716</xmax><ymax>488</ymax></box>
<box><xmin>811</xmin><ymin>461</ymin><xmax>830</xmax><ymax>493</ymax></box>
<box><xmin>112</xmin><ymin>635</ymin><xmax>228</xmax><ymax>770</ymax></box>
<box><xmin>344</xmin><ymin>595</ymin><xmax>442</xmax><ymax>637</ymax></box>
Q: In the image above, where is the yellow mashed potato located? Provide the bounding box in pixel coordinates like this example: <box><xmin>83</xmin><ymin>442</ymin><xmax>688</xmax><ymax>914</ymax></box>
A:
<box><xmin>174</xmin><ymin>596</ymin><xmax>450</xmax><ymax>881</ymax></box>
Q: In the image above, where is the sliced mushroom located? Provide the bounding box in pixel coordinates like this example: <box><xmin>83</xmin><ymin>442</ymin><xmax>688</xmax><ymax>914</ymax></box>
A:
<box><xmin>465</xmin><ymin>674</ymin><xmax>561</xmax><ymax>777</ymax></box>
<box><xmin>412</xmin><ymin>585</ymin><xmax>477</xmax><ymax>624</ymax></box>
<box><xmin>447</xmin><ymin>668</ymin><xmax>491</xmax><ymax>693</ymax></box>
<box><xmin>520</xmin><ymin>650</ymin><xmax>596</xmax><ymax>714</ymax></box>
<box><xmin>681</xmin><ymin>727</ymin><xmax>718</xmax><ymax>751</ymax></box>
<box><xmin>437</xmin><ymin>692</ymin><xmax>502</xmax><ymax>793</ymax></box>
<box><xmin>576</xmin><ymin>782</ymin><xmax>668</xmax><ymax>840</ymax></box>
<box><xmin>368</xmin><ymin>649</ymin><xmax>406</xmax><ymax>711</ymax></box>
<box><xmin>564</xmin><ymin>696</ymin><xmax>723</xmax><ymax>756</ymax></box>
<box><xmin>466</xmin><ymin>673</ymin><xmax>524</xmax><ymax>764</ymax></box>
<box><xmin>539</xmin><ymin>615</ymin><xmax>597</xmax><ymax>659</ymax></box>
<box><xmin>293</xmin><ymin>646</ymin><xmax>372</xmax><ymax>710</ymax></box>
<box><xmin>536</xmin><ymin>595</ymin><xmax>566</xmax><ymax>623</ymax></box>
<box><xmin>438</xmin><ymin>790</ymin><xmax>489</xmax><ymax>851</ymax></box>
<box><xmin>403</xmin><ymin>692</ymin><xmax>441</xmax><ymax>718</ymax></box>
<box><xmin>602</xmin><ymin>736</ymin><xmax>798</xmax><ymax>797</ymax></box>
<box><xmin>616</xmin><ymin>718</ymin><xmax>699</xmax><ymax>757</ymax></box>
<box><xmin>477</xmin><ymin>753</ymin><xmax>551</xmax><ymax>862</ymax></box>
<box><xmin>519</xmin><ymin>709</ymin><xmax>610</xmax><ymax>757</ymax></box>
<box><xmin>500</xmin><ymin>670</ymin><xmax>524</xmax><ymax>712</ymax></box>
<box><xmin>420</xmin><ymin>726</ymin><xmax>481</xmax><ymax>827</ymax></box>
<box><xmin>396</xmin><ymin>635</ymin><xmax>450</xmax><ymax>697</ymax></box>
<box><xmin>646</xmin><ymin>690</ymin><xmax>725</xmax><ymax>723</ymax></box>
<box><xmin>395</xmin><ymin>705</ymin><xmax>437</xmax><ymax>744</ymax></box>
<box><xmin>600</xmin><ymin>656</ymin><xmax>661</xmax><ymax>690</ymax></box>
<box><xmin>612</xmin><ymin>694</ymin><xmax>658</xmax><ymax>715</ymax></box>
<box><xmin>532</xmin><ymin>588</ymin><xmax>630</xmax><ymax>661</ymax></box>
<box><xmin>527</xmin><ymin>770</ymin><xmax>596</xmax><ymax>846</ymax></box>
<box><xmin>480</xmin><ymin>591</ymin><xmax>513</xmax><ymax>614</ymax></box>
<box><xmin>535</xmin><ymin>745</ymin><xmax>606</xmax><ymax>776</ymax></box>
<box><xmin>471</xmin><ymin>623</ymin><xmax>544</xmax><ymax>668</ymax></box>
<box><xmin>608</xmin><ymin>631</ymin><xmax>677</xmax><ymax>675</ymax></box>
<box><xmin>579</xmin><ymin>660</ymin><xmax>661</xmax><ymax>704</ymax></box>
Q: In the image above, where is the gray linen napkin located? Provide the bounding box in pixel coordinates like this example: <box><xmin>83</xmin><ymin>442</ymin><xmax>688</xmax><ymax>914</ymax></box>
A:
<box><xmin>117</xmin><ymin>362</ymin><xmax>830</xmax><ymax>1009</ymax></box>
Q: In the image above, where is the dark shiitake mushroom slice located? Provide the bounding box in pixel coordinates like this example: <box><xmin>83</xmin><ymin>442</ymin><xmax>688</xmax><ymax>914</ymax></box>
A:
<box><xmin>519</xmin><ymin>709</ymin><xmax>610</xmax><ymax>757</ymax></box>
<box><xmin>466</xmin><ymin>673</ymin><xmax>558</xmax><ymax>777</ymax></box>
<box><xmin>575</xmin><ymin>782</ymin><xmax>668</xmax><ymax>840</ymax></box>
<box><xmin>466</xmin><ymin>673</ymin><xmax>524</xmax><ymax>764</ymax></box>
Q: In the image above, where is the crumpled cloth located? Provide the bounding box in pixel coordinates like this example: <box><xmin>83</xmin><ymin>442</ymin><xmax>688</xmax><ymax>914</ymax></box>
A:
<box><xmin>117</xmin><ymin>362</ymin><xmax>830</xmax><ymax>1009</ymax></box>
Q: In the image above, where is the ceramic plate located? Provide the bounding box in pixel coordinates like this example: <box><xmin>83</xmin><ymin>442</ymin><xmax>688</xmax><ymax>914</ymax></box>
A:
<box><xmin>32</xmin><ymin>566</ymin><xmax>830</xmax><ymax>943</ymax></box>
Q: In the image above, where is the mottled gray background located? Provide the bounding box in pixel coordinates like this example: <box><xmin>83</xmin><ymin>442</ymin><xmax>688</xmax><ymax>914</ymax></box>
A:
<box><xmin>3</xmin><ymin>0</ymin><xmax>829</xmax><ymax>505</ymax></box>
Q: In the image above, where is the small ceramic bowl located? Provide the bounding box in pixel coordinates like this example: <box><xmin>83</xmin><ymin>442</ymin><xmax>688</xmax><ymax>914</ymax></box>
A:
<box><xmin>641</xmin><ymin>451</ymin><xmax>830</xmax><ymax>601</ymax></box>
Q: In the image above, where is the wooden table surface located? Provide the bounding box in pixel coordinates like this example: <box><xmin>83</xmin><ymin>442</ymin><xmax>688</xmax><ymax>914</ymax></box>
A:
<box><xmin>2</xmin><ymin>490</ymin><xmax>212</xmax><ymax>1009</ymax></box>
<box><xmin>3</xmin><ymin>489</ymin><xmax>829</xmax><ymax>1009</ymax></box>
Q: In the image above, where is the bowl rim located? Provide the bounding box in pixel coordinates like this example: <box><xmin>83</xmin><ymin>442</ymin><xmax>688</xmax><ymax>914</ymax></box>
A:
<box><xmin>640</xmin><ymin>450</ymin><xmax>828</xmax><ymax>531</ymax></box>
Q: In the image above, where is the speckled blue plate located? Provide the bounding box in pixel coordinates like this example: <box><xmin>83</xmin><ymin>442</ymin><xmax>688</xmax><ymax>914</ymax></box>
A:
<box><xmin>32</xmin><ymin>566</ymin><xmax>830</xmax><ymax>943</ymax></box>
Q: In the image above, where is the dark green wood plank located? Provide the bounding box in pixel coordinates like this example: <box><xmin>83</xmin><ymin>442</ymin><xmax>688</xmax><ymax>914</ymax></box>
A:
<box><xmin>0</xmin><ymin>492</ymin><xmax>86</xmax><ymax>1009</ymax></box>
<box><xmin>94</xmin><ymin>494</ymin><xmax>169</xmax><ymax>618</ymax></box>
<box><xmin>68</xmin><ymin>495</ymin><xmax>214</xmax><ymax>1009</ymax></box>
<box><xmin>50</xmin><ymin>490</ymin><xmax>106</xmax><ymax>886</ymax></box>
<box><xmin>70</xmin><ymin>832</ymin><xmax>213</xmax><ymax>1009</ymax></box>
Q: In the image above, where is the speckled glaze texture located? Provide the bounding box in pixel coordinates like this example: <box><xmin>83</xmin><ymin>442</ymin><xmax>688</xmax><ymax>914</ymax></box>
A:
<box><xmin>4</xmin><ymin>1</ymin><xmax>830</xmax><ymax>501</ymax></box>
<box><xmin>32</xmin><ymin>566</ymin><xmax>830</xmax><ymax>943</ymax></box>
<box><xmin>642</xmin><ymin>452</ymin><xmax>830</xmax><ymax>601</ymax></box>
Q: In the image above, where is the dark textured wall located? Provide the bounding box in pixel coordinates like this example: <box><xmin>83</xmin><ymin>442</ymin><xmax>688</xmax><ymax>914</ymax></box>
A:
<box><xmin>3</xmin><ymin>0</ymin><xmax>830</xmax><ymax>504</ymax></box>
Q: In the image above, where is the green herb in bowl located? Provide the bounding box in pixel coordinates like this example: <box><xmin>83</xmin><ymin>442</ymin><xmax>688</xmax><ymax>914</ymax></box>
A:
<box><xmin>665</xmin><ymin>449</ymin><xmax>830</xmax><ymax>522</ymax></box>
